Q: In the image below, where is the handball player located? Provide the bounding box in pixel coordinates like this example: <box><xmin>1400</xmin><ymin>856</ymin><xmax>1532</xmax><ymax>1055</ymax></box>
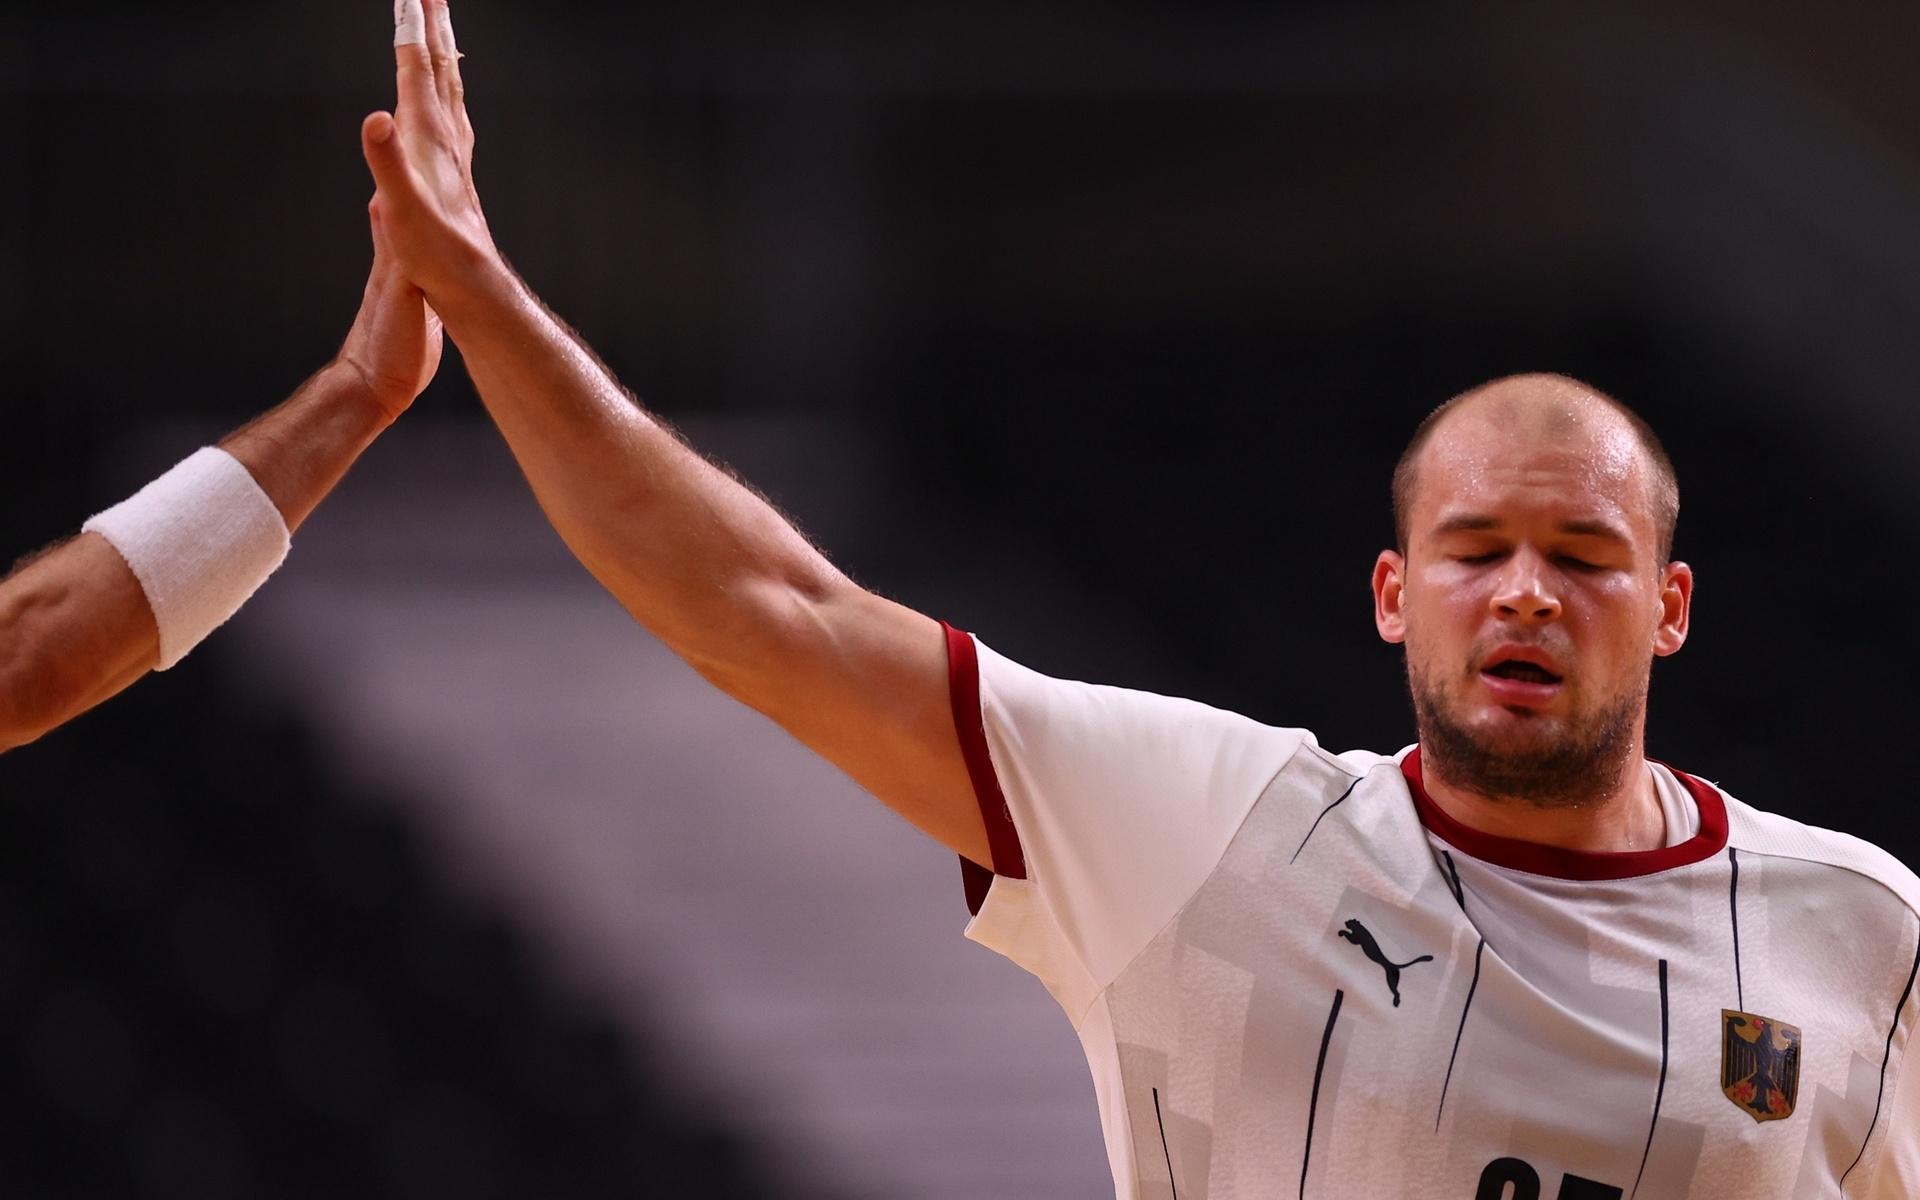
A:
<box><xmin>359</xmin><ymin>3</ymin><xmax>1918</xmax><ymax>1195</ymax></box>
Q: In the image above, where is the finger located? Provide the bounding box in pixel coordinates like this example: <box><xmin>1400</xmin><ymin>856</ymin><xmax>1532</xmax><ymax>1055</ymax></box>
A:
<box><xmin>361</xmin><ymin>112</ymin><xmax>424</xmax><ymax>206</ymax></box>
<box><xmin>422</xmin><ymin>0</ymin><xmax>456</xmax><ymax>112</ymax></box>
<box><xmin>366</xmin><ymin>214</ymin><xmax>426</xmax><ymax>319</ymax></box>
<box><xmin>435</xmin><ymin>0</ymin><xmax>469</xmax><ymax>130</ymax></box>
<box><xmin>393</xmin><ymin>0</ymin><xmax>425</xmax><ymax>49</ymax></box>
<box><xmin>392</xmin><ymin>0</ymin><xmax>438</xmax><ymax>121</ymax></box>
<box><xmin>368</xmin><ymin>191</ymin><xmax>437</xmax><ymax>310</ymax></box>
<box><xmin>367</xmin><ymin>197</ymin><xmax>393</xmax><ymax>259</ymax></box>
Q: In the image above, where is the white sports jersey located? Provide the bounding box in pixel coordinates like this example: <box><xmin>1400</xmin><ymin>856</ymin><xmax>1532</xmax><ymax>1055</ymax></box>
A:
<box><xmin>943</xmin><ymin>627</ymin><xmax>1920</xmax><ymax>1199</ymax></box>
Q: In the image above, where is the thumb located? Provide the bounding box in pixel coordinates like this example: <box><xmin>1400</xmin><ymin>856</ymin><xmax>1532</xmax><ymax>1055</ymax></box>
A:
<box><xmin>360</xmin><ymin>111</ymin><xmax>418</xmax><ymax>201</ymax></box>
<box><xmin>367</xmin><ymin>198</ymin><xmax>393</xmax><ymax>258</ymax></box>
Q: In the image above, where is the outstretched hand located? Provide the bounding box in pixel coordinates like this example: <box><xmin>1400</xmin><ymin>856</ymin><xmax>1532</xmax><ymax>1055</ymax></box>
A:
<box><xmin>361</xmin><ymin>0</ymin><xmax>500</xmax><ymax>304</ymax></box>
<box><xmin>335</xmin><ymin>221</ymin><xmax>445</xmax><ymax>421</ymax></box>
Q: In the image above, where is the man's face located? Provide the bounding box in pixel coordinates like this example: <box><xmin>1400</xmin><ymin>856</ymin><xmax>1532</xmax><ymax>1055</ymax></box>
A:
<box><xmin>1372</xmin><ymin>398</ymin><xmax>1691</xmax><ymax>805</ymax></box>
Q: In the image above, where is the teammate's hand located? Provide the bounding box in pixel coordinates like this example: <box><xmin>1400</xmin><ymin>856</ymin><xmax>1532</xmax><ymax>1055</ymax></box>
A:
<box><xmin>360</xmin><ymin>0</ymin><xmax>499</xmax><ymax>304</ymax></box>
<box><xmin>335</xmin><ymin>217</ymin><xmax>445</xmax><ymax>421</ymax></box>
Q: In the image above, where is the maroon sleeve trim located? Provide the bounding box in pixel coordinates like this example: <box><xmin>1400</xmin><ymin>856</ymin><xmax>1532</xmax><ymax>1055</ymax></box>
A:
<box><xmin>942</xmin><ymin>621</ymin><xmax>1028</xmax><ymax>910</ymax></box>
<box><xmin>1400</xmin><ymin>745</ymin><xmax>1730</xmax><ymax>880</ymax></box>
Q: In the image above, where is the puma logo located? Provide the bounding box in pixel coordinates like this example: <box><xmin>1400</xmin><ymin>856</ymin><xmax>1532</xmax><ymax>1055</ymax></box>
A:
<box><xmin>1337</xmin><ymin>918</ymin><xmax>1432</xmax><ymax>1007</ymax></box>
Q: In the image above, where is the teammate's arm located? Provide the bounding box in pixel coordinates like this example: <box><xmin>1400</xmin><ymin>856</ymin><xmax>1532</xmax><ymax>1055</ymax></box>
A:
<box><xmin>0</xmin><ymin>237</ymin><xmax>441</xmax><ymax>755</ymax></box>
<box><xmin>360</xmin><ymin>0</ymin><xmax>990</xmax><ymax>865</ymax></box>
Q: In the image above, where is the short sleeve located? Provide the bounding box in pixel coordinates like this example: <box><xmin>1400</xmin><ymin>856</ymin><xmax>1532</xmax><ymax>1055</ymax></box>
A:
<box><xmin>945</xmin><ymin>624</ymin><xmax>1309</xmax><ymax>1020</ymax></box>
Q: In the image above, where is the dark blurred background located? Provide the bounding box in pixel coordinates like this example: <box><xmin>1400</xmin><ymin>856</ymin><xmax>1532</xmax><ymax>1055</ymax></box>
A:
<box><xmin>4</xmin><ymin>1</ymin><xmax>1919</xmax><ymax>1196</ymax></box>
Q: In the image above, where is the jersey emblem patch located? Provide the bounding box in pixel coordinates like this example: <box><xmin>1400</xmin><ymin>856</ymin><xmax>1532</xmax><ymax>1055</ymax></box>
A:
<box><xmin>1720</xmin><ymin>1009</ymin><xmax>1801</xmax><ymax>1122</ymax></box>
<box><xmin>1336</xmin><ymin>919</ymin><xmax>1432</xmax><ymax>1008</ymax></box>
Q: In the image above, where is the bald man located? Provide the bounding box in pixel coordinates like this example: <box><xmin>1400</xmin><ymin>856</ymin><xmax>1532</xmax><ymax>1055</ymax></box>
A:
<box><xmin>363</xmin><ymin>6</ymin><xmax>1917</xmax><ymax>1196</ymax></box>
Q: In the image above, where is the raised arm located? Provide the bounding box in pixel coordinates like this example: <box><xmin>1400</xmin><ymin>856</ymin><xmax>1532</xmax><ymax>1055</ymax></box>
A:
<box><xmin>360</xmin><ymin>0</ymin><xmax>991</xmax><ymax>866</ymax></box>
<box><xmin>0</xmin><ymin>231</ymin><xmax>441</xmax><ymax>753</ymax></box>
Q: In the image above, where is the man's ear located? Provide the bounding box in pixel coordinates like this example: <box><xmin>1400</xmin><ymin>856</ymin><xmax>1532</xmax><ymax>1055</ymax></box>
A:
<box><xmin>1373</xmin><ymin>550</ymin><xmax>1408</xmax><ymax>645</ymax></box>
<box><xmin>1653</xmin><ymin>560</ymin><xmax>1693</xmax><ymax>657</ymax></box>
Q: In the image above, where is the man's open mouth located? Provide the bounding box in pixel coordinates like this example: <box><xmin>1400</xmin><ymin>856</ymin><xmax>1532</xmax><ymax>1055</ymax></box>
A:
<box><xmin>1482</xmin><ymin>661</ymin><xmax>1563</xmax><ymax>685</ymax></box>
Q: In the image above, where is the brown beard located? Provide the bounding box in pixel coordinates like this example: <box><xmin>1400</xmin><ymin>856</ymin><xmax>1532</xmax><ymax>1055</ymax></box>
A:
<box><xmin>1405</xmin><ymin>657</ymin><xmax>1645</xmax><ymax>809</ymax></box>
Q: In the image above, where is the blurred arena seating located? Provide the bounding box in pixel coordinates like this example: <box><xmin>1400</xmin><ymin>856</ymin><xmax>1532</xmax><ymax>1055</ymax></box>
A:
<box><xmin>0</xmin><ymin>654</ymin><xmax>811</xmax><ymax>1199</ymax></box>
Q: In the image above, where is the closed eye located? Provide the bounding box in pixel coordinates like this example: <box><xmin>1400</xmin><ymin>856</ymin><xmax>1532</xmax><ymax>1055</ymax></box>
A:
<box><xmin>1455</xmin><ymin>551</ymin><xmax>1605</xmax><ymax>570</ymax></box>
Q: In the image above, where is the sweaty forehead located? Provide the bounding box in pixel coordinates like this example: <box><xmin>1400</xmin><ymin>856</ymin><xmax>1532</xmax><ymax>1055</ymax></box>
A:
<box><xmin>1416</xmin><ymin>391</ymin><xmax>1650</xmax><ymax>520</ymax></box>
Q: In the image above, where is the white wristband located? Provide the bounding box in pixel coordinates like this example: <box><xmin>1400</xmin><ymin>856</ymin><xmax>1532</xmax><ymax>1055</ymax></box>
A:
<box><xmin>83</xmin><ymin>447</ymin><xmax>291</xmax><ymax>671</ymax></box>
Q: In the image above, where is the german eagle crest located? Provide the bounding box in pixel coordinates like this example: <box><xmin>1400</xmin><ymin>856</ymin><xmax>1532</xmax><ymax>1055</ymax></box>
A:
<box><xmin>1720</xmin><ymin>1009</ymin><xmax>1801</xmax><ymax>1122</ymax></box>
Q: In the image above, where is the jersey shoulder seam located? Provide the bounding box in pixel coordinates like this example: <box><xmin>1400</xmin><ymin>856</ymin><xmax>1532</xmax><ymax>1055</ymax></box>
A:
<box><xmin>1067</xmin><ymin>729</ymin><xmax>1317</xmax><ymax>1028</ymax></box>
<box><xmin>1724</xmin><ymin>794</ymin><xmax>1920</xmax><ymax>921</ymax></box>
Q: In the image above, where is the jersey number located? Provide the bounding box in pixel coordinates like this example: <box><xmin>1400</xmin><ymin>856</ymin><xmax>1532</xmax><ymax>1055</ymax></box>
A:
<box><xmin>1475</xmin><ymin>1157</ymin><xmax>1622</xmax><ymax>1200</ymax></box>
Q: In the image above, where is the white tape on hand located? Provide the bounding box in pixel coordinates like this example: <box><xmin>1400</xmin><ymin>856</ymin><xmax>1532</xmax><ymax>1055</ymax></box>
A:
<box><xmin>394</xmin><ymin>0</ymin><xmax>426</xmax><ymax>47</ymax></box>
<box><xmin>83</xmin><ymin>447</ymin><xmax>292</xmax><ymax>671</ymax></box>
<box><xmin>436</xmin><ymin>1</ymin><xmax>459</xmax><ymax>55</ymax></box>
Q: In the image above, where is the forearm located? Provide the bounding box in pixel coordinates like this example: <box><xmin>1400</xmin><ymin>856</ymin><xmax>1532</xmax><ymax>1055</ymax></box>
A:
<box><xmin>363</xmin><ymin>6</ymin><xmax>986</xmax><ymax>859</ymax></box>
<box><xmin>0</xmin><ymin>534</ymin><xmax>158</xmax><ymax>750</ymax></box>
<box><xmin>0</xmin><ymin>362</ymin><xmax>392</xmax><ymax>751</ymax></box>
<box><xmin>369</xmin><ymin>3</ymin><xmax>854</xmax><ymax>682</ymax></box>
<box><xmin>221</xmin><ymin>360</ymin><xmax>398</xmax><ymax>534</ymax></box>
<box><xmin>436</xmin><ymin>266</ymin><xmax>851</xmax><ymax>676</ymax></box>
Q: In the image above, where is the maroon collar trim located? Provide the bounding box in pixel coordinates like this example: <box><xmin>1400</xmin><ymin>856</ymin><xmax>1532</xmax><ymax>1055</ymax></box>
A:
<box><xmin>1400</xmin><ymin>746</ymin><xmax>1729</xmax><ymax>880</ymax></box>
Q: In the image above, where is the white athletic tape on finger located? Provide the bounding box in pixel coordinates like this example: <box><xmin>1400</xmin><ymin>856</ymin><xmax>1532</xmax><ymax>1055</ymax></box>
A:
<box><xmin>83</xmin><ymin>447</ymin><xmax>292</xmax><ymax>671</ymax></box>
<box><xmin>435</xmin><ymin>2</ymin><xmax>459</xmax><ymax>55</ymax></box>
<box><xmin>394</xmin><ymin>0</ymin><xmax>426</xmax><ymax>47</ymax></box>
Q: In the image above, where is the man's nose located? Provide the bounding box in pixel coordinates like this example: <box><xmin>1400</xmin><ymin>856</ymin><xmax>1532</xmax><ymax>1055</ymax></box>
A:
<box><xmin>1489</xmin><ymin>549</ymin><xmax>1563</xmax><ymax>622</ymax></box>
